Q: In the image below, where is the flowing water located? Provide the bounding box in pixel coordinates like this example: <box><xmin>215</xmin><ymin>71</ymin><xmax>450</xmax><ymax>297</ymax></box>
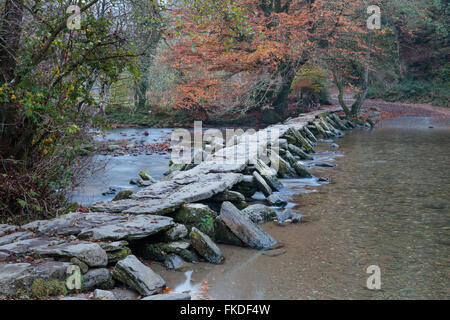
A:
<box><xmin>70</xmin><ymin>128</ymin><xmax>173</xmax><ymax>205</ymax></box>
<box><xmin>153</xmin><ymin>116</ymin><xmax>450</xmax><ymax>300</ymax></box>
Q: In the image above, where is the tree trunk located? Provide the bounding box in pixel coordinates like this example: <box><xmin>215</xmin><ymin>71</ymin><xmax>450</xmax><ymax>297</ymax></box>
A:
<box><xmin>0</xmin><ymin>0</ymin><xmax>24</xmax><ymax>83</ymax></box>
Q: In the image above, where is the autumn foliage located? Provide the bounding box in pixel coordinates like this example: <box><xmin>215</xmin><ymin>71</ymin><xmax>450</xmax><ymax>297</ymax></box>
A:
<box><xmin>159</xmin><ymin>0</ymin><xmax>370</xmax><ymax>123</ymax></box>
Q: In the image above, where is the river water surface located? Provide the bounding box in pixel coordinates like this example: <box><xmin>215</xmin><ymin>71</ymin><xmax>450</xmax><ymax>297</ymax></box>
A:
<box><xmin>153</xmin><ymin>116</ymin><xmax>449</xmax><ymax>300</ymax></box>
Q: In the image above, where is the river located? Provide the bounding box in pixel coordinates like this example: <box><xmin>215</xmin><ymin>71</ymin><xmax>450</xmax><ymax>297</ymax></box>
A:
<box><xmin>153</xmin><ymin>115</ymin><xmax>450</xmax><ymax>300</ymax></box>
<box><xmin>73</xmin><ymin>116</ymin><xmax>449</xmax><ymax>299</ymax></box>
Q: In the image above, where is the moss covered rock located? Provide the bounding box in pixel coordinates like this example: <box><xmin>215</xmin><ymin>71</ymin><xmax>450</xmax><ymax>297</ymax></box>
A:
<box><xmin>173</xmin><ymin>204</ymin><xmax>216</xmax><ymax>238</ymax></box>
<box><xmin>112</xmin><ymin>189</ymin><xmax>133</xmax><ymax>201</ymax></box>
<box><xmin>189</xmin><ymin>227</ymin><xmax>224</xmax><ymax>264</ymax></box>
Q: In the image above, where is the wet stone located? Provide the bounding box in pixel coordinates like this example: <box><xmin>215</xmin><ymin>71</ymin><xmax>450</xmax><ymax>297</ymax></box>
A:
<box><xmin>189</xmin><ymin>227</ymin><xmax>224</xmax><ymax>264</ymax></box>
<box><xmin>112</xmin><ymin>255</ymin><xmax>166</xmax><ymax>296</ymax></box>
<box><xmin>220</xmin><ymin>202</ymin><xmax>277</xmax><ymax>250</ymax></box>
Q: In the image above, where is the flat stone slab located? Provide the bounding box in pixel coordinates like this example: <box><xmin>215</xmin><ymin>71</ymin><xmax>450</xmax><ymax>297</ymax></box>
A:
<box><xmin>22</xmin><ymin>212</ymin><xmax>124</xmax><ymax>236</ymax></box>
<box><xmin>78</xmin><ymin>215</ymin><xmax>175</xmax><ymax>241</ymax></box>
<box><xmin>36</xmin><ymin>242</ymin><xmax>108</xmax><ymax>267</ymax></box>
<box><xmin>220</xmin><ymin>202</ymin><xmax>277</xmax><ymax>250</ymax></box>
<box><xmin>0</xmin><ymin>237</ymin><xmax>64</xmax><ymax>256</ymax></box>
<box><xmin>112</xmin><ymin>255</ymin><xmax>166</xmax><ymax>296</ymax></box>
<box><xmin>91</xmin><ymin>172</ymin><xmax>242</xmax><ymax>215</ymax></box>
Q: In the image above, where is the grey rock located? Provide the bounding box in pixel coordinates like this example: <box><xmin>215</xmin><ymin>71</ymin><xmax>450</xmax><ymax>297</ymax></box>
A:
<box><xmin>276</xmin><ymin>209</ymin><xmax>293</xmax><ymax>223</ymax></box>
<box><xmin>164</xmin><ymin>254</ymin><xmax>187</xmax><ymax>270</ymax></box>
<box><xmin>0</xmin><ymin>224</ymin><xmax>17</xmax><ymax>237</ymax></box>
<box><xmin>141</xmin><ymin>292</ymin><xmax>191</xmax><ymax>300</ymax></box>
<box><xmin>242</xmin><ymin>204</ymin><xmax>277</xmax><ymax>225</ymax></box>
<box><xmin>266</xmin><ymin>194</ymin><xmax>288</xmax><ymax>207</ymax></box>
<box><xmin>214</xmin><ymin>216</ymin><xmax>244</xmax><ymax>246</ymax></box>
<box><xmin>137</xmin><ymin>241</ymin><xmax>198</xmax><ymax>263</ymax></box>
<box><xmin>82</xmin><ymin>268</ymin><xmax>115</xmax><ymax>292</ymax></box>
<box><xmin>268</xmin><ymin>150</ymin><xmax>296</xmax><ymax>178</ymax></box>
<box><xmin>139</xmin><ymin>171</ymin><xmax>157</xmax><ymax>183</ymax></box>
<box><xmin>0</xmin><ymin>231</ymin><xmax>34</xmax><ymax>246</ymax></box>
<box><xmin>172</xmin><ymin>204</ymin><xmax>216</xmax><ymax>238</ymax></box>
<box><xmin>252</xmin><ymin>171</ymin><xmax>272</xmax><ymax>197</ymax></box>
<box><xmin>253</xmin><ymin>159</ymin><xmax>283</xmax><ymax>191</ymax></box>
<box><xmin>0</xmin><ymin>260</ymin><xmax>71</xmax><ymax>296</ymax></box>
<box><xmin>70</xmin><ymin>257</ymin><xmax>89</xmax><ymax>274</ymax></box>
<box><xmin>211</xmin><ymin>190</ymin><xmax>245</xmax><ymax>202</ymax></box>
<box><xmin>22</xmin><ymin>212</ymin><xmax>124</xmax><ymax>237</ymax></box>
<box><xmin>189</xmin><ymin>227</ymin><xmax>224</xmax><ymax>264</ymax></box>
<box><xmin>0</xmin><ymin>237</ymin><xmax>64</xmax><ymax>255</ymax></box>
<box><xmin>282</xmin><ymin>151</ymin><xmax>313</xmax><ymax>178</ymax></box>
<box><xmin>262</xmin><ymin>248</ymin><xmax>287</xmax><ymax>257</ymax></box>
<box><xmin>160</xmin><ymin>224</ymin><xmax>188</xmax><ymax>241</ymax></box>
<box><xmin>315</xmin><ymin>162</ymin><xmax>336</xmax><ymax>168</ymax></box>
<box><xmin>232</xmin><ymin>175</ymin><xmax>258</xmax><ymax>198</ymax></box>
<box><xmin>94</xmin><ymin>289</ymin><xmax>116</xmax><ymax>300</ymax></box>
<box><xmin>99</xmin><ymin>240</ymin><xmax>129</xmax><ymax>252</ymax></box>
<box><xmin>78</xmin><ymin>215</ymin><xmax>175</xmax><ymax>241</ymax></box>
<box><xmin>92</xmin><ymin>172</ymin><xmax>242</xmax><ymax>215</ymax></box>
<box><xmin>330</xmin><ymin>143</ymin><xmax>339</xmax><ymax>149</ymax></box>
<box><xmin>288</xmin><ymin>144</ymin><xmax>313</xmax><ymax>160</ymax></box>
<box><xmin>112</xmin><ymin>190</ymin><xmax>134</xmax><ymax>201</ymax></box>
<box><xmin>36</xmin><ymin>242</ymin><xmax>108</xmax><ymax>267</ymax></box>
<box><xmin>220</xmin><ymin>202</ymin><xmax>277</xmax><ymax>250</ymax></box>
<box><xmin>112</xmin><ymin>255</ymin><xmax>166</xmax><ymax>296</ymax></box>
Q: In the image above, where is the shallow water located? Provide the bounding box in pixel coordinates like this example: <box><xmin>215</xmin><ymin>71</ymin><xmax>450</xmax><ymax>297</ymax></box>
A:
<box><xmin>154</xmin><ymin>116</ymin><xmax>450</xmax><ymax>300</ymax></box>
<box><xmin>70</xmin><ymin>128</ymin><xmax>173</xmax><ymax>205</ymax></box>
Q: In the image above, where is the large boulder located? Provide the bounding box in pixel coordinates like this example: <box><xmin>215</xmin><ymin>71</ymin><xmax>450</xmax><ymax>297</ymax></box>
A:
<box><xmin>189</xmin><ymin>227</ymin><xmax>224</xmax><ymax>264</ymax></box>
<box><xmin>219</xmin><ymin>202</ymin><xmax>277</xmax><ymax>250</ymax></box>
<box><xmin>112</xmin><ymin>255</ymin><xmax>166</xmax><ymax>296</ymax></box>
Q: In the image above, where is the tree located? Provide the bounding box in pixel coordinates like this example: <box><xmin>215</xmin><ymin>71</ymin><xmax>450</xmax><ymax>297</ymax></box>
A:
<box><xmin>161</xmin><ymin>0</ymin><xmax>368</xmax><ymax>122</ymax></box>
<box><xmin>0</xmin><ymin>0</ymin><xmax>160</xmax><ymax>221</ymax></box>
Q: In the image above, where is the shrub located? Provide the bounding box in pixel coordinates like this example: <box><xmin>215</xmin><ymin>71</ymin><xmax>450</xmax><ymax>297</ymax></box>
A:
<box><xmin>30</xmin><ymin>278</ymin><xmax>68</xmax><ymax>299</ymax></box>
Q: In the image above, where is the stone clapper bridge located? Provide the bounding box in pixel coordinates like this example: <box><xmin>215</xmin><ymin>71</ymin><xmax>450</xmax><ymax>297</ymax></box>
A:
<box><xmin>0</xmin><ymin>106</ymin><xmax>362</xmax><ymax>299</ymax></box>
